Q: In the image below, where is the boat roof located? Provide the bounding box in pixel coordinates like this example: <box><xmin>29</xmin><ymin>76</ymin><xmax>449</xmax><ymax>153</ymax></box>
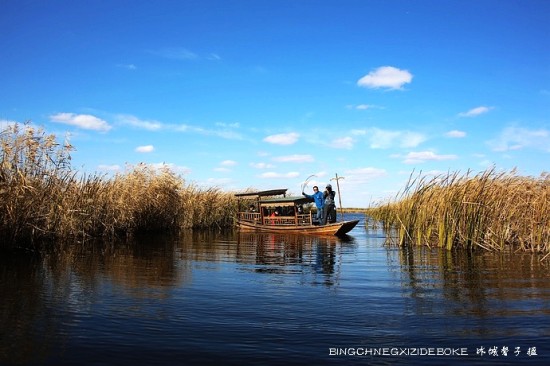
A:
<box><xmin>258</xmin><ymin>196</ymin><xmax>311</xmax><ymax>207</ymax></box>
<box><xmin>235</xmin><ymin>188</ymin><xmax>288</xmax><ymax>198</ymax></box>
<box><xmin>235</xmin><ymin>189</ymin><xmax>311</xmax><ymax>207</ymax></box>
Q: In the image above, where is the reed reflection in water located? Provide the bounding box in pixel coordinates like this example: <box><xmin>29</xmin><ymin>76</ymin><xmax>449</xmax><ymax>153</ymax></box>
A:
<box><xmin>1</xmin><ymin>216</ymin><xmax>549</xmax><ymax>365</ymax></box>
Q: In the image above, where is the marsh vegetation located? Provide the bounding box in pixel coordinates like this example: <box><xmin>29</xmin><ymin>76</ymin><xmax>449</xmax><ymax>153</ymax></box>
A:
<box><xmin>2</xmin><ymin>124</ymin><xmax>548</xmax><ymax>256</ymax></box>
<box><xmin>365</xmin><ymin>169</ymin><xmax>549</xmax><ymax>256</ymax></box>
<box><xmin>0</xmin><ymin>124</ymin><xmax>237</xmax><ymax>250</ymax></box>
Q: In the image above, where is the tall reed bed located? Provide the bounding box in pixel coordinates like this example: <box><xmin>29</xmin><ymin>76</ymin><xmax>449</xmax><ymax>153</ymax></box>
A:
<box><xmin>366</xmin><ymin>169</ymin><xmax>549</xmax><ymax>255</ymax></box>
<box><xmin>0</xmin><ymin>124</ymin><xmax>238</xmax><ymax>250</ymax></box>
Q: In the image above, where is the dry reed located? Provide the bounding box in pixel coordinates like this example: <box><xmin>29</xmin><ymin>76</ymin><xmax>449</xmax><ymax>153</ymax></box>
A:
<box><xmin>0</xmin><ymin>123</ymin><xmax>238</xmax><ymax>250</ymax></box>
<box><xmin>366</xmin><ymin>168</ymin><xmax>549</xmax><ymax>254</ymax></box>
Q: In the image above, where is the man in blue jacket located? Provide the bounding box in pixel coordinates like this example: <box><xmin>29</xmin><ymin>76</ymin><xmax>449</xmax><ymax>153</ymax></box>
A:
<box><xmin>302</xmin><ymin>186</ymin><xmax>324</xmax><ymax>223</ymax></box>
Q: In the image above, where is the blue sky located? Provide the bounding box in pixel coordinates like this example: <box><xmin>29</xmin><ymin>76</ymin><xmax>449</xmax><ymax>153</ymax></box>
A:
<box><xmin>1</xmin><ymin>0</ymin><xmax>549</xmax><ymax>207</ymax></box>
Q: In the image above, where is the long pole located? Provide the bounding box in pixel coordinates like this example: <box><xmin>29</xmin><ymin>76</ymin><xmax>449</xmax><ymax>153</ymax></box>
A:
<box><xmin>331</xmin><ymin>173</ymin><xmax>345</xmax><ymax>221</ymax></box>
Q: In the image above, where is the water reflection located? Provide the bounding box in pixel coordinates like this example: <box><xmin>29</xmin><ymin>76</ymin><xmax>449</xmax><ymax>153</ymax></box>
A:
<box><xmin>173</xmin><ymin>230</ymin><xmax>357</xmax><ymax>287</ymax></box>
<box><xmin>234</xmin><ymin>232</ymin><xmax>356</xmax><ymax>286</ymax></box>
<box><xmin>73</xmin><ymin>234</ymin><xmax>191</xmax><ymax>294</ymax></box>
<box><xmin>0</xmin><ymin>236</ymin><xmax>193</xmax><ymax>365</ymax></box>
<box><xmin>391</xmin><ymin>244</ymin><xmax>550</xmax><ymax>339</ymax></box>
<box><xmin>0</xmin><ymin>254</ymin><xmax>53</xmax><ymax>364</ymax></box>
<box><xmin>1</xmin><ymin>226</ymin><xmax>549</xmax><ymax>365</ymax></box>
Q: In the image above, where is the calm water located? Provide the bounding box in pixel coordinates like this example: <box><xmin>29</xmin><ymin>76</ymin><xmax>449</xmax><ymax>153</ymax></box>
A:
<box><xmin>1</xmin><ymin>214</ymin><xmax>549</xmax><ymax>365</ymax></box>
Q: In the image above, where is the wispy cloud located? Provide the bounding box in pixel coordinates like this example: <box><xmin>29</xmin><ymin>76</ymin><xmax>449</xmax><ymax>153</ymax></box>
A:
<box><xmin>344</xmin><ymin>167</ymin><xmax>387</xmax><ymax>183</ymax></box>
<box><xmin>272</xmin><ymin>154</ymin><xmax>314</xmax><ymax>163</ymax></box>
<box><xmin>150</xmin><ymin>47</ymin><xmax>222</xmax><ymax>62</ymax></box>
<box><xmin>207</xmin><ymin>53</ymin><xmax>221</xmax><ymax>61</ymax></box>
<box><xmin>356</xmin><ymin>104</ymin><xmax>372</xmax><ymax>110</ymax></box>
<box><xmin>135</xmin><ymin>145</ymin><xmax>154</xmax><ymax>153</ymax></box>
<box><xmin>49</xmin><ymin>113</ymin><xmax>112</xmax><ymax>132</ymax></box>
<box><xmin>117</xmin><ymin>114</ymin><xmax>163</xmax><ymax>131</ymax></box>
<box><xmin>357</xmin><ymin>66</ymin><xmax>413</xmax><ymax>90</ymax></box>
<box><xmin>458</xmin><ymin>106</ymin><xmax>493</xmax><ymax>117</ymax></box>
<box><xmin>214</xmin><ymin>160</ymin><xmax>238</xmax><ymax>173</ymax></box>
<box><xmin>330</xmin><ymin>136</ymin><xmax>354</xmax><ymax>149</ymax></box>
<box><xmin>97</xmin><ymin>164</ymin><xmax>121</xmax><ymax>172</ymax></box>
<box><xmin>402</xmin><ymin>151</ymin><xmax>458</xmax><ymax>164</ymax></box>
<box><xmin>215</xmin><ymin>122</ymin><xmax>240</xmax><ymax>128</ymax></box>
<box><xmin>220</xmin><ymin>160</ymin><xmax>237</xmax><ymax>167</ymax></box>
<box><xmin>445</xmin><ymin>130</ymin><xmax>466</xmax><ymax>138</ymax></box>
<box><xmin>113</xmin><ymin>114</ymin><xmax>242</xmax><ymax>140</ymax></box>
<box><xmin>187</xmin><ymin>125</ymin><xmax>243</xmax><ymax>140</ymax></box>
<box><xmin>204</xmin><ymin>177</ymin><xmax>233</xmax><ymax>186</ymax></box>
<box><xmin>149</xmin><ymin>162</ymin><xmax>191</xmax><ymax>175</ymax></box>
<box><xmin>259</xmin><ymin>171</ymin><xmax>301</xmax><ymax>179</ymax></box>
<box><xmin>151</xmin><ymin>47</ymin><xmax>198</xmax><ymax>60</ymax></box>
<box><xmin>488</xmin><ymin>126</ymin><xmax>550</xmax><ymax>152</ymax></box>
<box><xmin>264</xmin><ymin>132</ymin><xmax>299</xmax><ymax>145</ymax></box>
<box><xmin>250</xmin><ymin>162</ymin><xmax>275</xmax><ymax>169</ymax></box>
<box><xmin>353</xmin><ymin>128</ymin><xmax>426</xmax><ymax>149</ymax></box>
<box><xmin>0</xmin><ymin>119</ymin><xmax>18</xmax><ymax>130</ymax></box>
<box><xmin>116</xmin><ymin>63</ymin><xmax>137</xmax><ymax>70</ymax></box>
<box><xmin>346</xmin><ymin>104</ymin><xmax>384</xmax><ymax>110</ymax></box>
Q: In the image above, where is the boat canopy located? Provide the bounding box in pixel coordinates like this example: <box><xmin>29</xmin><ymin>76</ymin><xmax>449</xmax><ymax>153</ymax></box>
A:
<box><xmin>258</xmin><ymin>196</ymin><xmax>311</xmax><ymax>207</ymax></box>
<box><xmin>235</xmin><ymin>188</ymin><xmax>312</xmax><ymax>207</ymax></box>
<box><xmin>234</xmin><ymin>189</ymin><xmax>288</xmax><ymax>198</ymax></box>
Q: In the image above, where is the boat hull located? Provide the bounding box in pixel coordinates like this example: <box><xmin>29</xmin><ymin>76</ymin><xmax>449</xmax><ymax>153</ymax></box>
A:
<box><xmin>236</xmin><ymin>219</ymin><xmax>359</xmax><ymax>236</ymax></box>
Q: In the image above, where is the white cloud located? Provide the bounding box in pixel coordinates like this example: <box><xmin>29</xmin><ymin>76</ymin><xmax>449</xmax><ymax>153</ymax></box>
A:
<box><xmin>0</xmin><ymin>119</ymin><xmax>18</xmax><ymax>130</ymax></box>
<box><xmin>215</xmin><ymin>160</ymin><xmax>236</xmax><ymax>172</ymax></box>
<box><xmin>211</xmin><ymin>129</ymin><xmax>243</xmax><ymax>140</ymax></box>
<box><xmin>347</xmin><ymin>104</ymin><xmax>384</xmax><ymax>111</ymax></box>
<box><xmin>176</xmin><ymin>123</ymin><xmax>243</xmax><ymax>140</ymax></box>
<box><xmin>220</xmin><ymin>160</ymin><xmax>237</xmax><ymax>167</ymax></box>
<box><xmin>458</xmin><ymin>106</ymin><xmax>493</xmax><ymax>117</ymax></box>
<box><xmin>205</xmin><ymin>177</ymin><xmax>233</xmax><ymax>186</ymax></box>
<box><xmin>215</xmin><ymin>122</ymin><xmax>240</xmax><ymax>128</ymax></box>
<box><xmin>362</xmin><ymin>128</ymin><xmax>426</xmax><ymax>149</ymax></box>
<box><xmin>135</xmin><ymin>145</ymin><xmax>154</xmax><ymax>153</ymax></box>
<box><xmin>445</xmin><ymin>130</ymin><xmax>466</xmax><ymax>138</ymax></box>
<box><xmin>117</xmin><ymin>63</ymin><xmax>137</xmax><ymax>70</ymax></box>
<box><xmin>423</xmin><ymin>170</ymin><xmax>447</xmax><ymax>177</ymax></box>
<box><xmin>264</xmin><ymin>132</ymin><xmax>299</xmax><ymax>145</ymax></box>
<box><xmin>152</xmin><ymin>47</ymin><xmax>198</xmax><ymax>60</ymax></box>
<box><xmin>116</xmin><ymin>114</ymin><xmax>163</xmax><ymax>131</ymax></box>
<box><xmin>147</xmin><ymin>162</ymin><xmax>191</xmax><ymax>175</ymax></box>
<box><xmin>250</xmin><ymin>162</ymin><xmax>275</xmax><ymax>169</ymax></box>
<box><xmin>402</xmin><ymin>151</ymin><xmax>458</xmax><ymax>164</ymax></box>
<box><xmin>331</xmin><ymin>136</ymin><xmax>354</xmax><ymax>149</ymax></box>
<box><xmin>50</xmin><ymin>113</ymin><xmax>112</xmax><ymax>132</ymax></box>
<box><xmin>259</xmin><ymin>171</ymin><xmax>301</xmax><ymax>179</ymax></box>
<box><xmin>488</xmin><ymin>126</ymin><xmax>550</xmax><ymax>152</ymax></box>
<box><xmin>208</xmin><ymin>53</ymin><xmax>221</xmax><ymax>61</ymax></box>
<box><xmin>98</xmin><ymin>164</ymin><xmax>121</xmax><ymax>171</ymax></box>
<box><xmin>273</xmin><ymin>154</ymin><xmax>314</xmax><ymax>163</ymax></box>
<box><xmin>344</xmin><ymin>167</ymin><xmax>387</xmax><ymax>183</ymax></box>
<box><xmin>357</xmin><ymin>66</ymin><xmax>413</xmax><ymax>90</ymax></box>
<box><xmin>369</xmin><ymin>129</ymin><xmax>400</xmax><ymax>148</ymax></box>
<box><xmin>214</xmin><ymin>167</ymin><xmax>231</xmax><ymax>172</ymax></box>
<box><xmin>400</xmin><ymin>131</ymin><xmax>427</xmax><ymax>148</ymax></box>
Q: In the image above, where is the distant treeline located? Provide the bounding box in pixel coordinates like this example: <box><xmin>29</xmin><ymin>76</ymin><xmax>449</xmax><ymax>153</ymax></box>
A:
<box><xmin>365</xmin><ymin>168</ymin><xmax>549</xmax><ymax>257</ymax></box>
<box><xmin>0</xmin><ymin>124</ymin><xmax>238</xmax><ymax>250</ymax></box>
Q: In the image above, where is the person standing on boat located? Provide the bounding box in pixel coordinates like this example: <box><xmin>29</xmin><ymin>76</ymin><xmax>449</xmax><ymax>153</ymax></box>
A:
<box><xmin>322</xmin><ymin>184</ymin><xmax>337</xmax><ymax>225</ymax></box>
<box><xmin>302</xmin><ymin>186</ymin><xmax>324</xmax><ymax>223</ymax></box>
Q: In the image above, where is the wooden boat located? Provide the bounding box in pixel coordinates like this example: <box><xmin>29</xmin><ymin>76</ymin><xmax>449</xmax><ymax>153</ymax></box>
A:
<box><xmin>235</xmin><ymin>189</ymin><xmax>359</xmax><ymax>236</ymax></box>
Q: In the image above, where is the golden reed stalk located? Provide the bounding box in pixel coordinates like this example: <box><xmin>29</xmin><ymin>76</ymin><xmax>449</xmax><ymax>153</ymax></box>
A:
<box><xmin>0</xmin><ymin>124</ymin><xmax>238</xmax><ymax>250</ymax></box>
<box><xmin>366</xmin><ymin>168</ymin><xmax>549</xmax><ymax>255</ymax></box>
